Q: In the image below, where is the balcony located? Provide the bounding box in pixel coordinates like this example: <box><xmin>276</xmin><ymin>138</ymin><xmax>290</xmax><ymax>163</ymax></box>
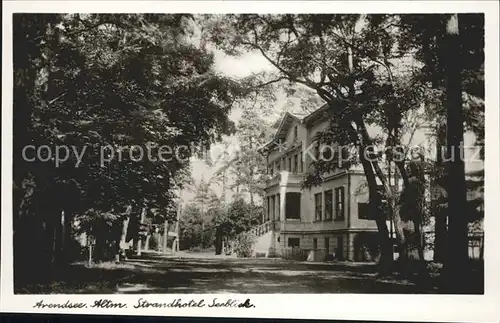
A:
<box><xmin>276</xmin><ymin>219</ymin><xmax>347</xmax><ymax>232</ymax></box>
<box><xmin>266</xmin><ymin>171</ymin><xmax>304</xmax><ymax>188</ymax></box>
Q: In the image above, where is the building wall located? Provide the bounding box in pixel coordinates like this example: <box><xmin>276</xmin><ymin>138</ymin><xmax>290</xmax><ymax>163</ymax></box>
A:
<box><xmin>349</xmin><ymin>173</ymin><xmax>379</xmax><ymax>230</ymax></box>
<box><xmin>273</xmin><ymin>172</ymin><xmax>379</xmax><ymax>232</ymax></box>
<box><xmin>278</xmin><ymin>231</ymin><xmax>370</xmax><ymax>261</ymax></box>
<box><xmin>304</xmin><ymin>119</ymin><xmax>327</xmax><ymax>168</ymax></box>
<box><xmin>267</xmin><ymin>117</ymin><xmax>306</xmax><ymax>168</ymax></box>
<box><xmin>285</xmin><ymin>118</ymin><xmax>307</xmax><ymax>147</ymax></box>
<box><xmin>263</xmin><ymin>105</ymin><xmax>484</xmax><ymax>262</ymax></box>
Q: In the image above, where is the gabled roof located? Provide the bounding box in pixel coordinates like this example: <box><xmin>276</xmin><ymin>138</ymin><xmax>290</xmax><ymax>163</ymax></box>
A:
<box><xmin>274</xmin><ymin>111</ymin><xmax>303</xmax><ymax>140</ymax></box>
<box><xmin>302</xmin><ymin>104</ymin><xmax>329</xmax><ymax>125</ymax></box>
<box><xmin>258</xmin><ymin>105</ymin><xmax>332</xmax><ymax>153</ymax></box>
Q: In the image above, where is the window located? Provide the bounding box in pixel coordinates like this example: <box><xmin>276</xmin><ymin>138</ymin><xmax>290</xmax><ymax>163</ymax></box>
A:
<box><xmin>288</xmin><ymin>237</ymin><xmax>300</xmax><ymax>248</ymax></box>
<box><xmin>269</xmin><ymin>164</ymin><xmax>274</xmax><ymax>176</ymax></box>
<box><xmin>313</xmin><ymin>238</ymin><xmax>318</xmax><ymax>250</ymax></box>
<box><xmin>276</xmin><ymin>160</ymin><xmax>281</xmax><ymax>172</ymax></box>
<box><xmin>315</xmin><ymin>193</ymin><xmax>323</xmax><ymax>221</ymax></box>
<box><xmin>300</xmin><ymin>152</ymin><xmax>304</xmax><ymax>172</ymax></box>
<box><xmin>266</xmin><ymin>197</ymin><xmax>271</xmax><ymax>221</ymax></box>
<box><xmin>324</xmin><ymin>190</ymin><xmax>333</xmax><ymax>220</ymax></box>
<box><xmin>335</xmin><ymin>187</ymin><xmax>345</xmax><ymax>220</ymax></box>
<box><xmin>321</xmin><ymin>145</ymin><xmax>333</xmax><ymax>161</ymax></box>
<box><xmin>288</xmin><ymin>157</ymin><xmax>292</xmax><ymax>172</ymax></box>
<box><xmin>358</xmin><ymin>202</ymin><xmax>371</xmax><ymax>220</ymax></box>
<box><xmin>285</xmin><ymin>192</ymin><xmax>301</xmax><ymax>219</ymax></box>
<box><xmin>339</xmin><ymin>146</ymin><xmax>350</xmax><ymax>168</ymax></box>
<box><xmin>277</xmin><ymin>194</ymin><xmax>280</xmax><ymax>219</ymax></box>
<box><xmin>271</xmin><ymin>195</ymin><xmax>276</xmax><ymax>221</ymax></box>
<box><xmin>337</xmin><ymin>236</ymin><xmax>344</xmax><ymax>260</ymax></box>
<box><xmin>293</xmin><ymin>126</ymin><xmax>298</xmax><ymax>139</ymax></box>
<box><xmin>293</xmin><ymin>154</ymin><xmax>298</xmax><ymax>173</ymax></box>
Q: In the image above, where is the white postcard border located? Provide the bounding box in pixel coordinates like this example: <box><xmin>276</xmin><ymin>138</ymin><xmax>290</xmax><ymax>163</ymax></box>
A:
<box><xmin>2</xmin><ymin>1</ymin><xmax>499</xmax><ymax>321</ymax></box>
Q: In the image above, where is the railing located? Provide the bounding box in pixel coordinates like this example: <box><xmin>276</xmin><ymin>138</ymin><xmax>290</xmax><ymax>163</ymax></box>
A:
<box><xmin>228</xmin><ymin>221</ymin><xmax>273</xmax><ymax>256</ymax></box>
<box><xmin>248</xmin><ymin>221</ymin><xmax>272</xmax><ymax>237</ymax></box>
<box><xmin>266</xmin><ymin>171</ymin><xmax>305</xmax><ymax>188</ymax></box>
<box><xmin>280</xmin><ymin>247</ymin><xmax>309</xmax><ymax>261</ymax></box>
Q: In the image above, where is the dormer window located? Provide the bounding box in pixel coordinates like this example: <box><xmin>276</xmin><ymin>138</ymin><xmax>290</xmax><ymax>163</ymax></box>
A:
<box><xmin>293</xmin><ymin>126</ymin><xmax>298</xmax><ymax>139</ymax></box>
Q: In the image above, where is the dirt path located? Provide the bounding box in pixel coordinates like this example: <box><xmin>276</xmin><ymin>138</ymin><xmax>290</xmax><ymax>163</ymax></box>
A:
<box><xmin>17</xmin><ymin>252</ymin><xmax>438</xmax><ymax>294</ymax></box>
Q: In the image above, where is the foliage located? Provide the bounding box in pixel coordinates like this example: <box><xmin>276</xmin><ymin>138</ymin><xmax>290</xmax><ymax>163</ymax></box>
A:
<box><xmin>206</xmin><ymin>14</ymin><xmax>426</xmax><ymax>266</ymax></box>
<box><xmin>233</xmin><ymin>107</ymin><xmax>274</xmax><ymax>202</ymax></box>
<box><xmin>178</xmin><ymin>179</ymin><xmax>226</xmax><ymax>249</ymax></box>
<box><xmin>233</xmin><ymin>232</ymin><xmax>256</xmax><ymax>258</ymax></box>
<box><xmin>179</xmin><ymin>192</ymin><xmax>262</xmax><ymax>251</ymax></box>
<box><xmin>13</xmin><ymin>14</ymin><xmax>242</xmax><ymax>271</ymax></box>
<box><xmin>179</xmin><ymin>204</ymin><xmax>205</xmax><ymax>249</ymax></box>
<box><xmin>214</xmin><ymin>198</ymin><xmax>261</xmax><ymax>239</ymax></box>
<box><xmin>206</xmin><ymin>14</ymin><xmax>484</xmax><ymax>272</ymax></box>
<box><xmin>210</xmin><ymin>105</ymin><xmax>274</xmax><ymax>204</ymax></box>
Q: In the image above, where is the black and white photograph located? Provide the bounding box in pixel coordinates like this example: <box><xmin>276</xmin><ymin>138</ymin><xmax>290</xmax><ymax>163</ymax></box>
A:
<box><xmin>2</xmin><ymin>1</ymin><xmax>499</xmax><ymax>320</ymax></box>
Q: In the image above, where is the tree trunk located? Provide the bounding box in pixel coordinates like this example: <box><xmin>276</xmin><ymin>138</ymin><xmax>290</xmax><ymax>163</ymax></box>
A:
<box><xmin>163</xmin><ymin>220</ymin><xmax>169</xmax><ymax>254</ymax></box>
<box><xmin>136</xmin><ymin>207</ymin><xmax>146</xmax><ymax>256</ymax></box>
<box><xmin>51</xmin><ymin>221</ymin><xmax>58</xmax><ymax>268</ymax></box>
<box><xmin>120</xmin><ymin>215</ymin><xmax>130</xmax><ymax>256</ymax></box>
<box><xmin>215</xmin><ymin>226</ymin><xmax>223</xmax><ymax>255</ymax></box>
<box><xmin>391</xmin><ymin>154</ymin><xmax>428</xmax><ymax>278</ymax></box>
<box><xmin>433</xmin><ymin>123</ymin><xmax>448</xmax><ymax>262</ymax></box>
<box><xmin>442</xmin><ymin>13</ymin><xmax>468</xmax><ymax>293</ymax></box>
<box><xmin>346</xmin><ymin>43</ymin><xmax>393</xmax><ymax>273</ymax></box>
<box><xmin>222</xmin><ymin>171</ymin><xmax>227</xmax><ymax>204</ymax></box>
<box><xmin>144</xmin><ymin>235</ymin><xmax>151</xmax><ymax>251</ymax></box>
<box><xmin>61</xmin><ymin>209</ymin><xmax>75</xmax><ymax>263</ymax></box>
<box><xmin>353</xmin><ymin>122</ymin><xmax>392</xmax><ymax>273</ymax></box>
<box><xmin>88</xmin><ymin>234</ymin><xmax>93</xmax><ymax>267</ymax></box>
<box><xmin>58</xmin><ymin>209</ymin><xmax>68</xmax><ymax>264</ymax></box>
<box><xmin>422</xmin><ymin>26</ymin><xmax>448</xmax><ymax>264</ymax></box>
<box><xmin>115</xmin><ymin>206</ymin><xmax>131</xmax><ymax>262</ymax></box>
<box><xmin>357</xmin><ymin>116</ymin><xmax>427</xmax><ymax>278</ymax></box>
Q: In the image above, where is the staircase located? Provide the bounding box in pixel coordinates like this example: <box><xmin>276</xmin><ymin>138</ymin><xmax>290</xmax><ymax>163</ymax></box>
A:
<box><xmin>249</xmin><ymin>221</ymin><xmax>272</xmax><ymax>237</ymax></box>
<box><xmin>247</xmin><ymin>221</ymin><xmax>275</xmax><ymax>258</ymax></box>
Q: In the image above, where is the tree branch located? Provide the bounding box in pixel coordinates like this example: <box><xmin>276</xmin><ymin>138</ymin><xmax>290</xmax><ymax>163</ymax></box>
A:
<box><xmin>48</xmin><ymin>92</ymin><xmax>68</xmax><ymax>105</ymax></box>
<box><xmin>252</xmin><ymin>76</ymin><xmax>288</xmax><ymax>89</ymax></box>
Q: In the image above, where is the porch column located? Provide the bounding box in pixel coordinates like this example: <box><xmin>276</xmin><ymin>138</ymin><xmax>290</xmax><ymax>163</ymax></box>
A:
<box><xmin>275</xmin><ymin>194</ymin><xmax>280</xmax><ymax>222</ymax></box>
<box><xmin>346</xmin><ymin>233</ymin><xmax>355</xmax><ymax>261</ymax></box>
<box><xmin>264</xmin><ymin>196</ymin><xmax>268</xmax><ymax>223</ymax></box>
<box><xmin>279</xmin><ymin>187</ymin><xmax>287</xmax><ymax>222</ymax></box>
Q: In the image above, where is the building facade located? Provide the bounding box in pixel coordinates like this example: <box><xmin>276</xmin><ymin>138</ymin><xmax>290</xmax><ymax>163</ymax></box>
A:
<box><xmin>257</xmin><ymin>105</ymin><xmax>484</xmax><ymax>262</ymax></box>
<box><xmin>259</xmin><ymin>108</ymin><xmax>383</xmax><ymax>262</ymax></box>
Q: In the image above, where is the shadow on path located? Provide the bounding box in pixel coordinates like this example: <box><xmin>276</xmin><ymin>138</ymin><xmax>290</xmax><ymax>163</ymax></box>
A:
<box><xmin>16</xmin><ymin>253</ymin><xmax>440</xmax><ymax>294</ymax></box>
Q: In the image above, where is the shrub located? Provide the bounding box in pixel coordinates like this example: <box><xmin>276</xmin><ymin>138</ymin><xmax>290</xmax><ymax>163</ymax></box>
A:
<box><xmin>427</xmin><ymin>262</ymin><xmax>443</xmax><ymax>274</ymax></box>
<box><xmin>233</xmin><ymin>232</ymin><xmax>256</xmax><ymax>258</ymax></box>
<box><xmin>149</xmin><ymin>234</ymin><xmax>160</xmax><ymax>251</ymax></box>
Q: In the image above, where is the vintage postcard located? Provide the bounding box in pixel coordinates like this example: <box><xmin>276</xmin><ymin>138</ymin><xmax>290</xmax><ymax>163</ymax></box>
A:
<box><xmin>1</xmin><ymin>1</ymin><xmax>499</xmax><ymax>321</ymax></box>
